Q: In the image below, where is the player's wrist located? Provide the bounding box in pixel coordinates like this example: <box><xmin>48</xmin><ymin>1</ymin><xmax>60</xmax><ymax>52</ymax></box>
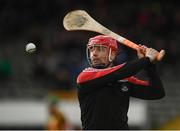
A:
<box><xmin>145</xmin><ymin>54</ymin><xmax>155</xmax><ymax>62</ymax></box>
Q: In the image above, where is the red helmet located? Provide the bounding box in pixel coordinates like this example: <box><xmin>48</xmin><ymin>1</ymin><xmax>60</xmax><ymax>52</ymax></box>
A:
<box><xmin>87</xmin><ymin>35</ymin><xmax>118</xmax><ymax>52</ymax></box>
<box><xmin>86</xmin><ymin>35</ymin><xmax>119</xmax><ymax>68</ymax></box>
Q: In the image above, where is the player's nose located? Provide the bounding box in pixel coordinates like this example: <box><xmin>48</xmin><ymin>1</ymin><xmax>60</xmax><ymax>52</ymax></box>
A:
<box><xmin>92</xmin><ymin>49</ymin><xmax>99</xmax><ymax>56</ymax></box>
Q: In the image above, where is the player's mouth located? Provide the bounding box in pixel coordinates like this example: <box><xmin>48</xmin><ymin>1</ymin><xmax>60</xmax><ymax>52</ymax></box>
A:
<box><xmin>91</xmin><ymin>58</ymin><xmax>101</xmax><ymax>65</ymax></box>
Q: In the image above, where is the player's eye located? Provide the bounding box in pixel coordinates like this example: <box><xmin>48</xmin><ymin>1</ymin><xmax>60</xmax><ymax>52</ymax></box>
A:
<box><xmin>101</xmin><ymin>46</ymin><xmax>107</xmax><ymax>51</ymax></box>
<box><xmin>96</xmin><ymin>46</ymin><xmax>101</xmax><ymax>51</ymax></box>
<box><xmin>89</xmin><ymin>46</ymin><xmax>94</xmax><ymax>52</ymax></box>
<box><xmin>89</xmin><ymin>45</ymin><xmax>108</xmax><ymax>52</ymax></box>
<box><xmin>89</xmin><ymin>45</ymin><xmax>101</xmax><ymax>52</ymax></box>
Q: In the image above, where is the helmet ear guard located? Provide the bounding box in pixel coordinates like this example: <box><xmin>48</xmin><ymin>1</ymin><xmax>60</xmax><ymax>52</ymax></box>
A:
<box><xmin>86</xmin><ymin>46</ymin><xmax>91</xmax><ymax>67</ymax></box>
<box><xmin>108</xmin><ymin>48</ymin><xmax>113</xmax><ymax>62</ymax></box>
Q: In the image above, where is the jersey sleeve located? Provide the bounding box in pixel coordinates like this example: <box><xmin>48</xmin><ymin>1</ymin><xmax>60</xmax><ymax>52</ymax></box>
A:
<box><xmin>129</xmin><ymin>64</ymin><xmax>165</xmax><ymax>100</ymax></box>
<box><xmin>76</xmin><ymin>57</ymin><xmax>152</xmax><ymax>91</ymax></box>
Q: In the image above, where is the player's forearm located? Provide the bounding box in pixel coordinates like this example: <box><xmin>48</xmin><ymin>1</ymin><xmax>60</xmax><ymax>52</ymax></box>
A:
<box><xmin>113</xmin><ymin>57</ymin><xmax>151</xmax><ymax>79</ymax></box>
<box><xmin>145</xmin><ymin>64</ymin><xmax>165</xmax><ymax>97</ymax></box>
<box><xmin>130</xmin><ymin>64</ymin><xmax>165</xmax><ymax>100</ymax></box>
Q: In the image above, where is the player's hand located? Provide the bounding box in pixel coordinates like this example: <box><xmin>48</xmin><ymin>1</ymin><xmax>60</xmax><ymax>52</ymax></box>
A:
<box><xmin>145</xmin><ymin>48</ymin><xmax>158</xmax><ymax>62</ymax></box>
<box><xmin>137</xmin><ymin>45</ymin><xmax>147</xmax><ymax>59</ymax></box>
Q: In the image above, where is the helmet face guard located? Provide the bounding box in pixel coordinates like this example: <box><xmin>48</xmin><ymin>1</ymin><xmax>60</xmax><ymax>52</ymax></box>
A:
<box><xmin>86</xmin><ymin>35</ymin><xmax>118</xmax><ymax>68</ymax></box>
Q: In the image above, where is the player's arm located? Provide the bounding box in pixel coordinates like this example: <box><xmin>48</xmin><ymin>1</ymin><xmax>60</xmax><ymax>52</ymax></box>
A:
<box><xmin>129</xmin><ymin>45</ymin><xmax>165</xmax><ymax>99</ymax></box>
<box><xmin>77</xmin><ymin>45</ymin><xmax>162</xmax><ymax>93</ymax></box>
<box><xmin>77</xmin><ymin>57</ymin><xmax>152</xmax><ymax>92</ymax></box>
<box><xmin>129</xmin><ymin>64</ymin><xmax>165</xmax><ymax>100</ymax></box>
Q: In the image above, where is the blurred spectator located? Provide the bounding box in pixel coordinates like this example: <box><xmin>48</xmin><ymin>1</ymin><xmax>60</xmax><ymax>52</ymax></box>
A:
<box><xmin>0</xmin><ymin>46</ymin><xmax>13</xmax><ymax>81</ymax></box>
<box><xmin>160</xmin><ymin>115</ymin><xmax>180</xmax><ymax>130</ymax></box>
<box><xmin>46</xmin><ymin>95</ymin><xmax>67</xmax><ymax>130</ymax></box>
<box><xmin>0</xmin><ymin>58</ymin><xmax>12</xmax><ymax>80</ymax></box>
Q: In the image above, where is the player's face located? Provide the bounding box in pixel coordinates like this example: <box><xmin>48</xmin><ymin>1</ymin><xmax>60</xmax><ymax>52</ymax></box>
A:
<box><xmin>89</xmin><ymin>44</ymin><xmax>110</xmax><ymax>67</ymax></box>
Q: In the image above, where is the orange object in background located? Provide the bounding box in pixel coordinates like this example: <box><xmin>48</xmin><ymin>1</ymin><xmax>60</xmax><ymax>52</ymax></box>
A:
<box><xmin>159</xmin><ymin>115</ymin><xmax>180</xmax><ymax>130</ymax></box>
<box><xmin>47</xmin><ymin>109</ymin><xmax>66</xmax><ymax>130</ymax></box>
<box><xmin>46</xmin><ymin>95</ymin><xmax>67</xmax><ymax>130</ymax></box>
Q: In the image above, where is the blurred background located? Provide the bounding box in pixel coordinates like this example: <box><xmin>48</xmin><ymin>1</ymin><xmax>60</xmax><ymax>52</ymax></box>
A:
<box><xmin>0</xmin><ymin>0</ymin><xmax>180</xmax><ymax>130</ymax></box>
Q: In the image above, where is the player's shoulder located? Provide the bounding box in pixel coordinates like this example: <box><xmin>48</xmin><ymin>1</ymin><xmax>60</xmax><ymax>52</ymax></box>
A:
<box><xmin>76</xmin><ymin>64</ymin><xmax>126</xmax><ymax>84</ymax></box>
<box><xmin>82</xmin><ymin>67</ymin><xmax>106</xmax><ymax>72</ymax></box>
<box><xmin>76</xmin><ymin>67</ymin><xmax>94</xmax><ymax>84</ymax></box>
<box><xmin>79</xmin><ymin>63</ymin><xmax>126</xmax><ymax>74</ymax></box>
<box><xmin>81</xmin><ymin>64</ymin><xmax>125</xmax><ymax>72</ymax></box>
